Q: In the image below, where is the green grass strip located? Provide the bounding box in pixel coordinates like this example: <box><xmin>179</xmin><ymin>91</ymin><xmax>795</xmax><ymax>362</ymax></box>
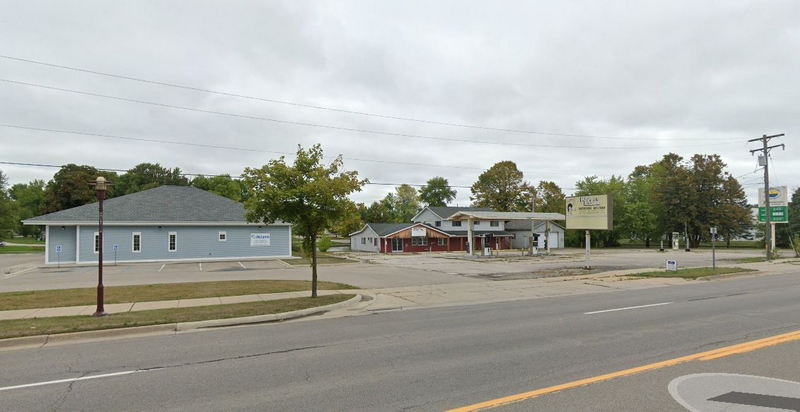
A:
<box><xmin>0</xmin><ymin>246</ymin><xmax>44</xmax><ymax>254</ymax></box>
<box><xmin>0</xmin><ymin>280</ymin><xmax>356</xmax><ymax>311</ymax></box>
<box><xmin>632</xmin><ymin>267</ymin><xmax>756</xmax><ymax>280</ymax></box>
<box><xmin>0</xmin><ymin>294</ymin><xmax>354</xmax><ymax>340</ymax></box>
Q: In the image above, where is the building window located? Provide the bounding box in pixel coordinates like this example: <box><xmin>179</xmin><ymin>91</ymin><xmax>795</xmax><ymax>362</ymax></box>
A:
<box><xmin>452</xmin><ymin>221</ymin><xmax>462</xmax><ymax>227</ymax></box>
<box><xmin>435</xmin><ymin>221</ymin><xmax>441</xmax><ymax>227</ymax></box>
<box><xmin>218</xmin><ymin>231</ymin><xmax>227</xmax><ymax>242</ymax></box>
<box><xmin>412</xmin><ymin>237</ymin><xmax>428</xmax><ymax>246</ymax></box>
<box><xmin>361</xmin><ymin>237</ymin><xmax>366</xmax><ymax>245</ymax></box>
<box><xmin>94</xmin><ymin>232</ymin><xmax>100</xmax><ymax>254</ymax></box>
<box><xmin>168</xmin><ymin>232</ymin><xmax>177</xmax><ymax>252</ymax></box>
<box><xmin>132</xmin><ymin>232</ymin><xmax>141</xmax><ymax>253</ymax></box>
<box><xmin>374</xmin><ymin>238</ymin><xmax>378</xmax><ymax>246</ymax></box>
<box><xmin>438</xmin><ymin>238</ymin><xmax>446</xmax><ymax>246</ymax></box>
<box><xmin>490</xmin><ymin>221</ymin><xmax>499</xmax><ymax>227</ymax></box>
<box><xmin>474</xmin><ymin>221</ymin><xmax>480</xmax><ymax>225</ymax></box>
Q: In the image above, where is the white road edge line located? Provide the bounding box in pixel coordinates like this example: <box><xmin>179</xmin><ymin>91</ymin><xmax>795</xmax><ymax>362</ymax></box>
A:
<box><xmin>0</xmin><ymin>369</ymin><xmax>151</xmax><ymax>392</ymax></box>
<box><xmin>158</xmin><ymin>264</ymin><xmax>165</xmax><ymax>273</ymax></box>
<box><xmin>238</xmin><ymin>261</ymin><xmax>246</xmax><ymax>269</ymax></box>
<box><xmin>198</xmin><ymin>263</ymin><xmax>203</xmax><ymax>272</ymax></box>
<box><xmin>584</xmin><ymin>302</ymin><xmax>673</xmax><ymax>315</ymax></box>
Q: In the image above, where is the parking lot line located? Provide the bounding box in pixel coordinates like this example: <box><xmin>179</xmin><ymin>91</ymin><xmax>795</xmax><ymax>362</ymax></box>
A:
<box><xmin>158</xmin><ymin>264</ymin><xmax>165</xmax><ymax>273</ymax></box>
<box><xmin>238</xmin><ymin>262</ymin><xmax>247</xmax><ymax>269</ymax></box>
<box><xmin>198</xmin><ymin>263</ymin><xmax>203</xmax><ymax>272</ymax></box>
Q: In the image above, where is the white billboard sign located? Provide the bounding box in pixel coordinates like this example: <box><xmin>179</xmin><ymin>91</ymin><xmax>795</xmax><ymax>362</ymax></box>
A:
<box><xmin>250</xmin><ymin>233</ymin><xmax>271</xmax><ymax>246</ymax></box>
<box><xmin>758</xmin><ymin>186</ymin><xmax>788</xmax><ymax>207</ymax></box>
<box><xmin>565</xmin><ymin>195</ymin><xmax>613</xmax><ymax>230</ymax></box>
<box><xmin>411</xmin><ymin>227</ymin><xmax>426</xmax><ymax>237</ymax></box>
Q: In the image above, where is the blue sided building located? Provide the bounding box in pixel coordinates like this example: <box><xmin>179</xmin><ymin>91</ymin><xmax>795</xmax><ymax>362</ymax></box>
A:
<box><xmin>23</xmin><ymin>185</ymin><xmax>291</xmax><ymax>265</ymax></box>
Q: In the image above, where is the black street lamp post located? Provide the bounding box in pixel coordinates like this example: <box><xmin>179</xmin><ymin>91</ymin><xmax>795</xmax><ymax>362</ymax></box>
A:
<box><xmin>90</xmin><ymin>176</ymin><xmax>111</xmax><ymax>317</ymax></box>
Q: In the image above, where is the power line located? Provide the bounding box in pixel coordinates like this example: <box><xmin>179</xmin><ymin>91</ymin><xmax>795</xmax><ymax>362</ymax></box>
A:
<box><xmin>0</xmin><ymin>77</ymin><xmax>724</xmax><ymax>151</ymax></box>
<box><xmin>0</xmin><ymin>123</ymin><xmax>582</xmax><ymax>177</ymax></box>
<box><xmin>0</xmin><ymin>53</ymin><xmax>741</xmax><ymax>143</ymax></box>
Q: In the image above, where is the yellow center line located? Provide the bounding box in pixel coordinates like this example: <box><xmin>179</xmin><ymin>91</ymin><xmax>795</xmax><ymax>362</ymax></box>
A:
<box><xmin>446</xmin><ymin>329</ymin><xmax>800</xmax><ymax>412</ymax></box>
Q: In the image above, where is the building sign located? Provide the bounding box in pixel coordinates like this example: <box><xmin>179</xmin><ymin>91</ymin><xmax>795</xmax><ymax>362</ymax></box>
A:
<box><xmin>411</xmin><ymin>227</ymin><xmax>426</xmax><ymax>237</ymax></box>
<box><xmin>666</xmin><ymin>260</ymin><xmax>678</xmax><ymax>271</ymax></box>
<box><xmin>250</xmin><ymin>233</ymin><xmax>271</xmax><ymax>246</ymax></box>
<box><xmin>758</xmin><ymin>186</ymin><xmax>789</xmax><ymax>223</ymax></box>
<box><xmin>565</xmin><ymin>195</ymin><xmax>613</xmax><ymax>230</ymax></box>
<box><xmin>758</xmin><ymin>186</ymin><xmax>788</xmax><ymax>207</ymax></box>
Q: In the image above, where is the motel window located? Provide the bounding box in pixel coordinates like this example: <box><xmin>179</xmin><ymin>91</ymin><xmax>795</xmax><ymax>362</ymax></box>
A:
<box><xmin>168</xmin><ymin>232</ymin><xmax>177</xmax><ymax>252</ymax></box>
<box><xmin>361</xmin><ymin>238</ymin><xmax>366</xmax><ymax>245</ymax></box>
<box><xmin>438</xmin><ymin>238</ymin><xmax>446</xmax><ymax>246</ymax></box>
<box><xmin>490</xmin><ymin>221</ymin><xmax>499</xmax><ymax>227</ymax></box>
<box><xmin>435</xmin><ymin>221</ymin><xmax>441</xmax><ymax>227</ymax></box>
<box><xmin>412</xmin><ymin>237</ymin><xmax>428</xmax><ymax>246</ymax></box>
<box><xmin>132</xmin><ymin>232</ymin><xmax>141</xmax><ymax>253</ymax></box>
<box><xmin>452</xmin><ymin>221</ymin><xmax>462</xmax><ymax>227</ymax></box>
<box><xmin>94</xmin><ymin>232</ymin><xmax>100</xmax><ymax>253</ymax></box>
<box><xmin>218</xmin><ymin>231</ymin><xmax>227</xmax><ymax>242</ymax></box>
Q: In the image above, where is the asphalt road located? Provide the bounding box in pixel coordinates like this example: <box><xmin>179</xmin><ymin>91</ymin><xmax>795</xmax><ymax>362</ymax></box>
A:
<box><xmin>2</xmin><ymin>270</ymin><xmax>799</xmax><ymax>411</ymax></box>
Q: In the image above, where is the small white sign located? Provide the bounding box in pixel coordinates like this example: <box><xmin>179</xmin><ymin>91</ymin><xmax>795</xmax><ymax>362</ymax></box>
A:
<box><xmin>250</xmin><ymin>233</ymin><xmax>271</xmax><ymax>246</ymax></box>
<box><xmin>710</xmin><ymin>227</ymin><xmax>717</xmax><ymax>235</ymax></box>
<box><xmin>55</xmin><ymin>245</ymin><xmax>62</xmax><ymax>253</ymax></box>
<box><xmin>666</xmin><ymin>260</ymin><xmax>678</xmax><ymax>271</ymax></box>
<box><xmin>113</xmin><ymin>244</ymin><xmax>119</xmax><ymax>251</ymax></box>
<box><xmin>411</xmin><ymin>227</ymin><xmax>426</xmax><ymax>237</ymax></box>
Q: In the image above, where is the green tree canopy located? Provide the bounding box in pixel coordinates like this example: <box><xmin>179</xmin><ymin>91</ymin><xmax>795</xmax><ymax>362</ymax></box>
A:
<box><xmin>115</xmin><ymin>163</ymin><xmax>189</xmax><ymax>195</ymax></box>
<box><xmin>43</xmin><ymin>164</ymin><xmax>118</xmax><ymax>213</ymax></box>
<box><xmin>535</xmin><ymin>181</ymin><xmax>566</xmax><ymax>214</ymax></box>
<box><xmin>419</xmin><ymin>177</ymin><xmax>456</xmax><ymax>207</ymax></box>
<box><xmin>190</xmin><ymin>174</ymin><xmax>243</xmax><ymax>201</ymax></box>
<box><xmin>9</xmin><ymin>179</ymin><xmax>45</xmax><ymax>237</ymax></box>
<box><xmin>0</xmin><ymin>171</ymin><xmax>15</xmax><ymax>239</ymax></box>
<box><xmin>470</xmin><ymin>161</ymin><xmax>533</xmax><ymax>211</ymax></box>
<box><xmin>242</xmin><ymin>144</ymin><xmax>365</xmax><ymax>297</ymax></box>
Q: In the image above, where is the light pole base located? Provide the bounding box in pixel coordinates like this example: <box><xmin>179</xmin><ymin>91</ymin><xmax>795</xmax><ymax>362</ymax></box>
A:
<box><xmin>92</xmin><ymin>311</ymin><xmax>107</xmax><ymax>317</ymax></box>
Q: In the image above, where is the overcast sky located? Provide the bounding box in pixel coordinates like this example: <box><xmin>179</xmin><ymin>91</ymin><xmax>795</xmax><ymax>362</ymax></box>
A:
<box><xmin>1</xmin><ymin>0</ymin><xmax>797</xmax><ymax>205</ymax></box>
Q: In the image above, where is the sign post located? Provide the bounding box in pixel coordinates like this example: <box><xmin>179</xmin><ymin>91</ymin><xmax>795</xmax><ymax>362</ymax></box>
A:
<box><xmin>55</xmin><ymin>244</ymin><xmax>62</xmax><ymax>269</ymax></box>
<box><xmin>566</xmin><ymin>195</ymin><xmax>613</xmax><ymax>269</ymax></box>
<box><xmin>113</xmin><ymin>244</ymin><xmax>119</xmax><ymax>266</ymax></box>
<box><xmin>710</xmin><ymin>227</ymin><xmax>717</xmax><ymax>270</ymax></box>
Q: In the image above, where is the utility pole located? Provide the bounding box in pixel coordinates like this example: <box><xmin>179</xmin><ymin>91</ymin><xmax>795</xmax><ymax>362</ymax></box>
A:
<box><xmin>530</xmin><ymin>193</ymin><xmax>538</xmax><ymax>256</ymax></box>
<box><xmin>749</xmin><ymin>133</ymin><xmax>785</xmax><ymax>261</ymax></box>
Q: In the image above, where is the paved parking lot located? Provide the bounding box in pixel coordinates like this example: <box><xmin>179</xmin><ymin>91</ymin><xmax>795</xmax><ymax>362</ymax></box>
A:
<box><xmin>0</xmin><ymin>248</ymin><xmax>770</xmax><ymax>293</ymax></box>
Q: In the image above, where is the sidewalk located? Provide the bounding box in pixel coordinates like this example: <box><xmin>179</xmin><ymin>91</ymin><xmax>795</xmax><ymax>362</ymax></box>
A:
<box><xmin>0</xmin><ymin>290</ymin><xmax>350</xmax><ymax>321</ymax></box>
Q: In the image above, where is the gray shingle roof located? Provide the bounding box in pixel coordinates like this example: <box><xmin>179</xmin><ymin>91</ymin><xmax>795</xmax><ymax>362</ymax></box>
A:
<box><xmin>24</xmin><ymin>185</ymin><xmax>249</xmax><ymax>224</ymax></box>
<box><xmin>365</xmin><ymin>223</ymin><xmax>415</xmax><ymax>236</ymax></box>
<box><xmin>427</xmin><ymin>206</ymin><xmax>494</xmax><ymax>219</ymax></box>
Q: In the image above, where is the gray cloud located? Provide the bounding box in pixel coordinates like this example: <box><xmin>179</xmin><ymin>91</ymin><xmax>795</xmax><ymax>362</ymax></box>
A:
<box><xmin>1</xmin><ymin>0</ymin><xmax>797</xmax><ymax>205</ymax></box>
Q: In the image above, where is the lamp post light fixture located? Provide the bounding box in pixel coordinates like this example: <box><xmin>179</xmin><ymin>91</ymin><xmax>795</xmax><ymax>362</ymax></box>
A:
<box><xmin>90</xmin><ymin>176</ymin><xmax>111</xmax><ymax>317</ymax></box>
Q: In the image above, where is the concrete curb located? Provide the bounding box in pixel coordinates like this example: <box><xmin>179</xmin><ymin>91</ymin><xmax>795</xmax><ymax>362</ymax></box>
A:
<box><xmin>0</xmin><ymin>294</ymin><xmax>362</xmax><ymax>351</ymax></box>
<box><xmin>175</xmin><ymin>294</ymin><xmax>362</xmax><ymax>331</ymax></box>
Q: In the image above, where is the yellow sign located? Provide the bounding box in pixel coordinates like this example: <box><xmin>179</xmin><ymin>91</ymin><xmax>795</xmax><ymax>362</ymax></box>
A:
<box><xmin>565</xmin><ymin>195</ymin><xmax>613</xmax><ymax>230</ymax></box>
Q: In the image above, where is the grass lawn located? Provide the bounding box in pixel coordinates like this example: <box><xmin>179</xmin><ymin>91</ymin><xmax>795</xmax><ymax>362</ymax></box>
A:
<box><xmin>0</xmin><ymin>294</ymin><xmax>354</xmax><ymax>340</ymax></box>
<box><xmin>0</xmin><ymin>280</ymin><xmax>356</xmax><ymax>311</ymax></box>
<box><xmin>283</xmin><ymin>255</ymin><xmax>355</xmax><ymax>265</ymax></box>
<box><xmin>631</xmin><ymin>267</ymin><xmax>756</xmax><ymax>280</ymax></box>
<box><xmin>3</xmin><ymin>237</ymin><xmax>45</xmax><ymax>245</ymax></box>
<box><xmin>0</xmin><ymin>246</ymin><xmax>44</xmax><ymax>254</ymax></box>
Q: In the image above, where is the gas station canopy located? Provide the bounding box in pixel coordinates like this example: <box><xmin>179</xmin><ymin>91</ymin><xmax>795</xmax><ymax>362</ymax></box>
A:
<box><xmin>446</xmin><ymin>211</ymin><xmax>565</xmax><ymax>221</ymax></box>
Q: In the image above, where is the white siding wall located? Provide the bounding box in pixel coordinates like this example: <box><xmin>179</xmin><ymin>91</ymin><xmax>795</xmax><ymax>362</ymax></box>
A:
<box><xmin>350</xmin><ymin>226</ymin><xmax>380</xmax><ymax>252</ymax></box>
<box><xmin>412</xmin><ymin>208</ymin><xmax>505</xmax><ymax>231</ymax></box>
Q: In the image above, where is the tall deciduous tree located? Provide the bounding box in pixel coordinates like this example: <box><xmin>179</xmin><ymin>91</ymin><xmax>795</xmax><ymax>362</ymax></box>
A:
<box><xmin>242</xmin><ymin>145</ymin><xmax>365</xmax><ymax>297</ymax></box>
<box><xmin>191</xmin><ymin>174</ymin><xmax>243</xmax><ymax>201</ymax></box>
<box><xmin>330</xmin><ymin>202</ymin><xmax>365</xmax><ymax>236</ymax></box>
<box><xmin>471</xmin><ymin>161</ymin><xmax>533</xmax><ymax>211</ymax></box>
<box><xmin>43</xmin><ymin>164</ymin><xmax>118</xmax><ymax>213</ymax></box>
<box><xmin>419</xmin><ymin>177</ymin><xmax>456</xmax><ymax>207</ymax></box>
<box><xmin>0</xmin><ymin>171</ymin><xmax>15</xmax><ymax>239</ymax></box>
<box><xmin>620</xmin><ymin>166</ymin><xmax>658</xmax><ymax>247</ymax></box>
<box><xmin>115</xmin><ymin>163</ymin><xmax>189</xmax><ymax>195</ymax></box>
<box><xmin>9</xmin><ymin>179</ymin><xmax>45</xmax><ymax>237</ymax></box>
<box><xmin>393</xmin><ymin>184</ymin><xmax>420</xmax><ymax>222</ymax></box>
<box><xmin>535</xmin><ymin>181</ymin><xmax>566</xmax><ymax>214</ymax></box>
